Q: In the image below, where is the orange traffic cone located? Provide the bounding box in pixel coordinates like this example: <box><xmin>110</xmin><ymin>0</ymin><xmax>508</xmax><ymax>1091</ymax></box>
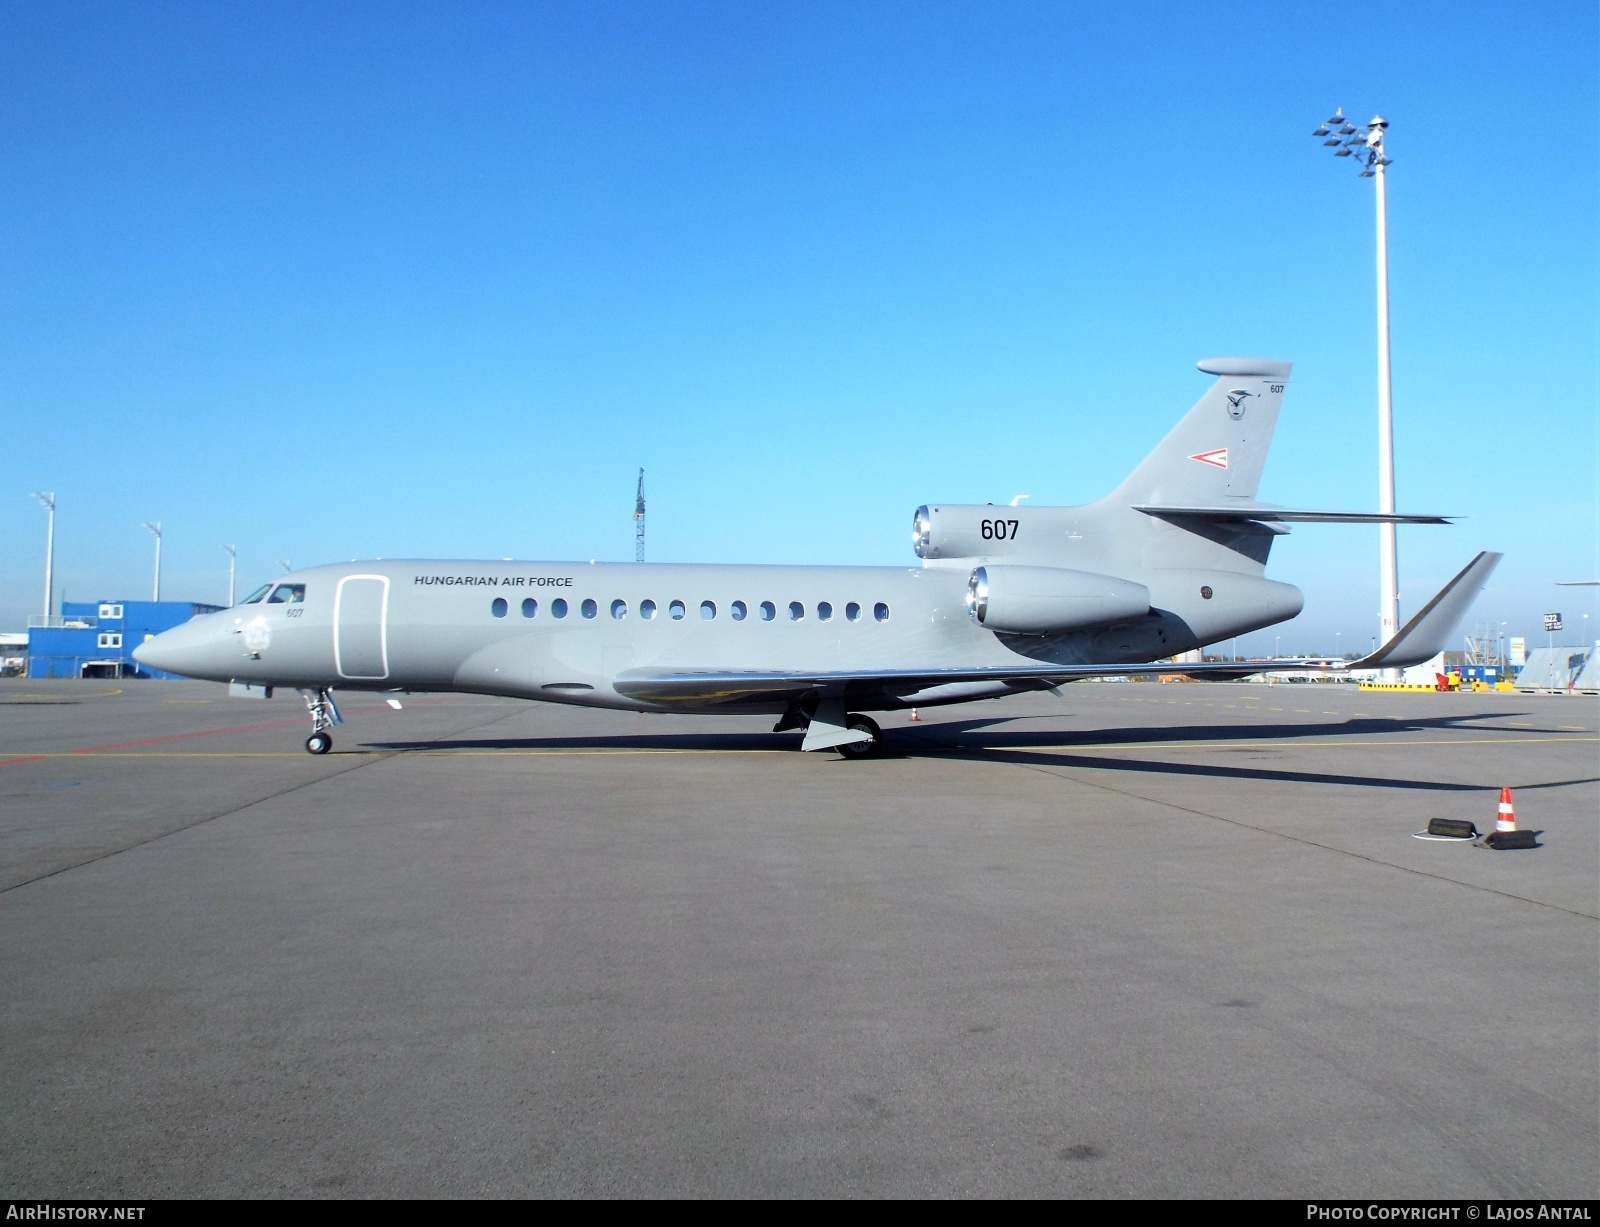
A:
<box><xmin>1482</xmin><ymin>786</ymin><xmax>1538</xmax><ymax>849</ymax></box>
<box><xmin>1496</xmin><ymin>787</ymin><xmax>1517</xmax><ymax>832</ymax></box>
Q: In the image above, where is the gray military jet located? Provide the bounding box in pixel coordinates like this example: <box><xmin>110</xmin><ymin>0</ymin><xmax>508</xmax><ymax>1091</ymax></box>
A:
<box><xmin>134</xmin><ymin>357</ymin><xmax>1499</xmax><ymax>757</ymax></box>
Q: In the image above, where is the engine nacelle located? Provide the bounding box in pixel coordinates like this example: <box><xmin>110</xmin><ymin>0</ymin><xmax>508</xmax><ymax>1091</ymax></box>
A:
<box><xmin>913</xmin><ymin>504</ymin><xmax>1054</xmax><ymax>560</ymax></box>
<box><xmin>965</xmin><ymin>565</ymin><xmax>1150</xmax><ymax>635</ymax></box>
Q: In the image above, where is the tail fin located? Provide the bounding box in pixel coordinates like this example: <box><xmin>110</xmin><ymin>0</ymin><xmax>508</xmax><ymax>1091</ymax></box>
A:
<box><xmin>1109</xmin><ymin>358</ymin><xmax>1292</xmax><ymax>506</ymax></box>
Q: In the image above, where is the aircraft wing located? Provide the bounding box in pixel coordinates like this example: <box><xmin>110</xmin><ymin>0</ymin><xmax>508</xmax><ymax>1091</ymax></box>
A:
<box><xmin>1134</xmin><ymin>504</ymin><xmax>1454</xmax><ymax>524</ymax></box>
<box><xmin>612</xmin><ymin>658</ymin><xmax>1277</xmax><ymax>706</ymax></box>
<box><xmin>613</xmin><ymin>552</ymin><xmax>1501</xmax><ymax>706</ymax></box>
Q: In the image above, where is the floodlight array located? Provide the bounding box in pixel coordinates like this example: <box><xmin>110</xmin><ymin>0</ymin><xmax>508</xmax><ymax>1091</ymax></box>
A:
<box><xmin>1312</xmin><ymin>108</ymin><xmax>1393</xmax><ymax>178</ymax></box>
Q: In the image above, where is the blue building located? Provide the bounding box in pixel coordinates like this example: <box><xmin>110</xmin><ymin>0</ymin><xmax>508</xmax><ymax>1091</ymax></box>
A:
<box><xmin>28</xmin><ymin>600</ymin><xmax>225</xmax><ymax>679</ymax></box>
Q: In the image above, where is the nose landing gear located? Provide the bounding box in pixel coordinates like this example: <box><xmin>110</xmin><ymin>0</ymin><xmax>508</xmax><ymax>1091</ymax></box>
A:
<box><xmin>299</xmin><ymin>688</ymin><xmax>343</xmax><ymax>754</ymax></box>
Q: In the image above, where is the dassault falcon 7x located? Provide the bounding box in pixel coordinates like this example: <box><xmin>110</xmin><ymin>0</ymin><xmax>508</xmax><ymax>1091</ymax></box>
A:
<box><xmin>135</xmin><ymin>358</ymin><xmax>1499</xmax><ymax>757</ymax></box>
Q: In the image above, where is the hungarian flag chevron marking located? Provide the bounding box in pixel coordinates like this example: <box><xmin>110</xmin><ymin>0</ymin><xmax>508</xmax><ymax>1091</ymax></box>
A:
<box><xmin>1188</xmin><ymin>448</ymin><xmax>1229</xmax><ymax>469</ymax></box>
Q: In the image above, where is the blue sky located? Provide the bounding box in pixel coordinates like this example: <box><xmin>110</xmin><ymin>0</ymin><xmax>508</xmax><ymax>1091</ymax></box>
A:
<box><xmin>2</xmin><ymin>1</ymin><xmax>1595</xmax><ymax>655</ymax></box>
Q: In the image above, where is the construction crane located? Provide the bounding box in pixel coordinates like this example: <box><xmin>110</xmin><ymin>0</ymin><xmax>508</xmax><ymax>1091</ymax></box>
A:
<box><xmin>633</xmin><ymin>468</ymin><xmax>646</xmax><ymax>562</ymax></box>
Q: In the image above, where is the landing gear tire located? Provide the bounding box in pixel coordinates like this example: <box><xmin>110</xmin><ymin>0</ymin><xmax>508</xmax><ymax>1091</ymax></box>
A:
<box><xmin>837</xmin><ymin>714</ymin><xmax>883</xmax><ymax>760</ymax></box>
<box><xmin>305</xmin><ymin>731</ymin><xmax>333</xmax><ymax>755</ymax></box>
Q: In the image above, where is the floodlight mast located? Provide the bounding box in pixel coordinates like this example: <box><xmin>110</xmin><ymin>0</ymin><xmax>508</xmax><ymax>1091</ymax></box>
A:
<box><xmin>223</xmin><ymin>544</ymin><xmax>237</xmax><ymax>606</ymax></box>
<box><xmin>1313</xmin><ymin>109</ymin><xmax>1399</xmax><ymax>677</ymax></box>
<box><xmin>31</xmin><ymin>492</ymin><xmax>56</xmax><ymax>618</ymax></box>
<box><xmin>143</xmin><ymin>521</ymin><xmax>162</xmax><ymax>601</ymax></box>
<box><xmin>633</xmin><ymin>468</ymin><xmax>646</xmax><ymax>563</ymax></box>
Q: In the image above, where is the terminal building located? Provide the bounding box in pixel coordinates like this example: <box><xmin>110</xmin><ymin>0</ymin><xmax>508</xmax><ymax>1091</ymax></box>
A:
<box><xmin>27</xmin><ymin>600</ymin><xmax>225</xmax><ymax>679</ymax></box>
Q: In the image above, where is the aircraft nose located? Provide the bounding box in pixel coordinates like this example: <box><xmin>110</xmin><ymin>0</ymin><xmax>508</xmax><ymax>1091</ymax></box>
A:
<box><xmin>132</xmin><ymin>618</ymin><xmax>219</xmax><ymax>678</ymax></box>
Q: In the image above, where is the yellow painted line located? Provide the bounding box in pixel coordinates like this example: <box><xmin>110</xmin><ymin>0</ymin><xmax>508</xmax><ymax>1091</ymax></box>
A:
<box><xmin>165</xmin><ymin>699</ymin><xmax>211</xmax><ymax>705</ymax></box>
<box><xmin>1</xmin><ymin>689</ymin><xmax>123</xmax><ymax>699</ymax></box>
<box><xmin>1561</xmin><ymin>725</ymin><xmax>1589</xmax><ymax>731</ymax></box>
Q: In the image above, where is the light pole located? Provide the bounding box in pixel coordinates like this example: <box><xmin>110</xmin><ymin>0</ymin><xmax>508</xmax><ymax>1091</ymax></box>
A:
<box><xmin>143</xmin><ymin>522</ymin><xmax>162</xmax><ymax>601</ymax></box>
<box><xmin>278</xmin><ymin>558</ymin><xmax>292</xmax><ymax>575</ymax></box>
<box><xmin>1313</xmin><ymin>108</ymin><xmax>1398</xmax><ymax>675</ymax></box>
<box><xmin>223</xmin><ymin>544</ymin><xmax>237</xmax><ymax>606</ymax></box>
<box><xmin>31</xmin><ymin>492</ymin><xmax>56</xmax><ymax>619</ymax></box>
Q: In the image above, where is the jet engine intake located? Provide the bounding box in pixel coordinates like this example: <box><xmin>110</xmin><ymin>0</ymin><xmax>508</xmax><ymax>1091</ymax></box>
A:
<box><xmin>966</xmin><ymin>565</ymin><xmax>1151</xmax><ymax>635</ymax></box>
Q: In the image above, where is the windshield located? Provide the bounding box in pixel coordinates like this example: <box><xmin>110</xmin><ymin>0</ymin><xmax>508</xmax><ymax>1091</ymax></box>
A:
<box><xmin>267</xmin><ymin>584</ymin><xmax>305</xmax><ymax>604</ymax></box>
<box><xmin>240</xmin><ymin>584</ymin><xmax>272</xmax><ymax>605</ymax></box>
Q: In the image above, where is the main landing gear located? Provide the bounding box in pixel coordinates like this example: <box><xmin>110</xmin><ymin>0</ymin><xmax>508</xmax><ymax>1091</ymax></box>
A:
<box><xmin>299</xmin><ymin>687</ymin><xmax>343</xmax><ymax>755</ymax></box>
<box><xmin>836</xmin><ymin>714</ymin><xmax>883</xmax><ymax>760</ymax></box>
<box><xmin>780</xmin><ymin>699</ymin><xmax>885</xmax><ymax>759</ymax></box>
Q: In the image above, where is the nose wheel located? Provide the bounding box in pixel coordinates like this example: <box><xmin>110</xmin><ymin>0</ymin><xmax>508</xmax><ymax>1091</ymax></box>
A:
<box><xmin>298</xmin><ymin>687</ymin><xmax>343</xmax><ymax>755</ymax></box>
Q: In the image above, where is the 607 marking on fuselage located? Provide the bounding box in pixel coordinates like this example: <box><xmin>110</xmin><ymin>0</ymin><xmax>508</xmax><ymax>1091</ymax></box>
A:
<box><xmin>980</xmin><ymin>519</ymin><xmax>1020</xmax><ymax>541</ymax></box>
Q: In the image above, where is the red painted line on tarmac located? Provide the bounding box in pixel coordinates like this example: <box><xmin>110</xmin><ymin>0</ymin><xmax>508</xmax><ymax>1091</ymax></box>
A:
<box><xmin>0</xmin><ymin>695</ymin><xmax>465</xmax><ymax>768</ymax></box>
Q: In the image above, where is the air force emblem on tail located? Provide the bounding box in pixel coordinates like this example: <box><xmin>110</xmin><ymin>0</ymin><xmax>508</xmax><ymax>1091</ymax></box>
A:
<box><xmin>1226</xmin><ymin>388</ymin><xmax>1254</xmax><ymax>419</ymax></box>
<box><xmin>1189</xmin><ymin>448</ymin><xmax>1229</xmax><ymax>469</ymax></box>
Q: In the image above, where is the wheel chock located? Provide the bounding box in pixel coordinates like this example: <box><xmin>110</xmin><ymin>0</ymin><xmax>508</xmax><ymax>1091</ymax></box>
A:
<box><xmin>1413</xmin><ymin>817</ymin><xmax>1478</xmax><ymax>841</ymax></box>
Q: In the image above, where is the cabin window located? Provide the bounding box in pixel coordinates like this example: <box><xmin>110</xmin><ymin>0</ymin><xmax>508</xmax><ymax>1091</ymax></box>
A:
<box><xmin>522</xmin><ymin>598</ymin><xmax>537</xmax><ymax>618</ymax></box>
<box><xmin>817</xmin><ymin>601</ymin><xmax>833</xmax><ymax>622</ymax></box>
<box><xmin>491</xmin><ymin>598</ymin><xmax>508</xmax><ymax>618</ymax></box>
<box><xmin>240</xmin><ymin>585</ymin><xmax>272</xmax><ymax>605</ymax></box>
<box><xmin>846</xmin><ymin>602</ymin><xmax>861</xmax><ymax>622</ymax></box>
<box><xmin>551</xmin><ymin>598</ymin><xmax>568</xmax><ymax>618</ymax></box>
<box><xmin>700</xmin><ymin>600</ymin><xmax>716</xmax><ymax>620</ymax></box>
<box><xmin>581</xmin><ymin>598</ymin><xmax>598</xmax><ymax>619</ymax></box>
<box><xmin>640</xmin><ymin>599</ymin><xmax>657</xmax><ymax>620</ymax></box>
<box><xmin>611</xmin><ymin>599</ymin><xmax>627</xmax><ymax>620</ymax></box>
<box><xmin>788</xmin><ymin>601</ymin><xmax>804</xmax><ymax>621</ymax></box>
<box><xmin>874</xmin><ymin>602</ymin><xmax>890</xmax><ymax>622</ymax></box>
<box><xmin>731</xmin><ymin>600</ymin><xmax>747</xmax><ymax>621</ymax></box>
<box><xmin>267</xmin><ymin>584</ymin><xmax>305</xmax><ymax>604</ymax></box>
<box><xmin>669</xmin><ymin>600</ymin><xmax>686</xmax><ymax>620</ymax></box>
<box><xmin>759</xmin><ymin>601</ymin><xmax>776</xmax><ymax>621</ymax></box>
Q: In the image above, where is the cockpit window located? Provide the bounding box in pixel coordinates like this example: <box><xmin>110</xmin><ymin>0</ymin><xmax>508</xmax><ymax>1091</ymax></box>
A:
<box><xmin>241</xmin><ymin>584</ymin><xmax>273</xmax><ymax>605</ymax></box>
<box><xmin>267</xmin><ymin>584</ymin><xmax>306</xmax><ymax>604</ymax></box>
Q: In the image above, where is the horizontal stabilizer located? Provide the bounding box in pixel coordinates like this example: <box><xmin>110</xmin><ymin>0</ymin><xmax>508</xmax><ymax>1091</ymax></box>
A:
<box><xmin>1135</xmin><ymin>504</ymin><xmax>1453</xmax><ymax>525</ymax></box>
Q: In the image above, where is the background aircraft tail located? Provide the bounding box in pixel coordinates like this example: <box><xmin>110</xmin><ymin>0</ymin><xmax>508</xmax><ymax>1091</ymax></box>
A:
<box><xmin>1107</xmin><ymin>358</ymin><xmax>1292</xmax><ymax>507</ymax></box>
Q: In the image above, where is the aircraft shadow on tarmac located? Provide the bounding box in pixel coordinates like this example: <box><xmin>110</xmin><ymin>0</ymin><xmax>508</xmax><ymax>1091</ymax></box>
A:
<box><xmin>362</xmin><ymin>709</ymin><xmax>1596</xmax><ymax>795</ymax></box>
<box><xmin>923</xmin><ymin>707</ymin><xmax>1577</xmax><ymax>744</ymax></box>
<box><xmin>901</xmin><ymin>711</ymin><xmax>1597</xmax><ymax>795</ymax></box>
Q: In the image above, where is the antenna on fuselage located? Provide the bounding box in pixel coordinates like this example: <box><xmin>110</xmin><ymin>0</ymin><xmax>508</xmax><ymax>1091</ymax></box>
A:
<box><xmin>633</xmin><ymin>468</ymin><xmax>646</xmax><ymax>562</ymax></box>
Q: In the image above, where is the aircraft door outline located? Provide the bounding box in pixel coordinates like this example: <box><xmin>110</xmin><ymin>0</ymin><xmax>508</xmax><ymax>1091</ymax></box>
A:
<box><xmin>334</xmin><ymin>574</ymin><xmax>390</xmax><ymax>680</ymax></box>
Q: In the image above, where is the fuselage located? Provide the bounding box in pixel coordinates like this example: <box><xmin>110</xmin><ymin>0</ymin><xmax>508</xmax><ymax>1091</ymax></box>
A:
<box><xmin>133</xmin><ymin>556</ymin><xmax>1302</xmax><ymax>714</ymax></box>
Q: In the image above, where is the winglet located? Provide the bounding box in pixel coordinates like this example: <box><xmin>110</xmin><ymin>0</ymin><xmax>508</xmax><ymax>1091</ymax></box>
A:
<box><xmin>1347</xmin><ymin>552</ymin><xmax>1502</xmax><ymax>671</ymax></box>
